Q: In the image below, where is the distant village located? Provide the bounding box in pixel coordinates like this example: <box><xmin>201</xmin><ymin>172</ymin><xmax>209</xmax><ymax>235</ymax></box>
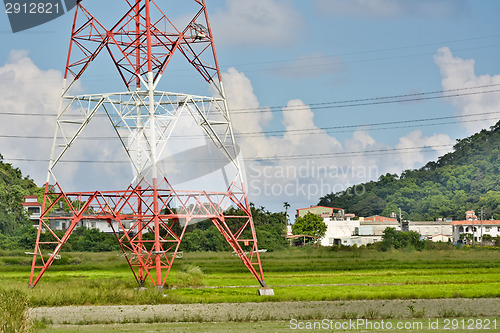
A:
<box><xmin>22</xmin><ymin>196</ymin><xmax>500</xmax><ymax>247</ymax></box>
<box><xmin>288</xmin><ymin>205</ymin><xmax>500</xmax><ymax>247</ymax></box>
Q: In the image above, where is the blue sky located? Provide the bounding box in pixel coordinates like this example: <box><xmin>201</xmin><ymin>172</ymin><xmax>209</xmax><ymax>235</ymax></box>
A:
<box><xmin>1</xmin><ymin>0</ymin><xmax>500</xmax><ymax>214</ymax></box>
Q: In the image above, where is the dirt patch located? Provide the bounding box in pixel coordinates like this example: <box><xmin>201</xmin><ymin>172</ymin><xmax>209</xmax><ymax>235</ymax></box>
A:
<box><xmin>31</xmin><ymin>298</ymin><xmax>499</xmax><ymax>325</ymax></box>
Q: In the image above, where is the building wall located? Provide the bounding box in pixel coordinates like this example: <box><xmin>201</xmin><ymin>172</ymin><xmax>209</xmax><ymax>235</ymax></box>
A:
<box><xmin>297</xmin><ymin>206</ymin><xmax>336</xmax><ymax>218</ymax></box>
<box><xmin>21</xmin><ymin>196</ymin><xmax>42</xmax><ymax>224</ymax></box>
<box><xmin>49</xmin><ymin>218</ymin><xmax>138</xmax><ymax>234</ymax></box>
<box><xmin>359</xmin><ymin>221</ymin><xmax>400</xmax><ymax>236</ymax></box>
<box><xmin>452</xmin><ymin>221</ymin><xmax>500</xmax><ymax>243</ymax></box>
<box><xmin>296</xmin><ymin>206</ymin><xmax>462</xmax><ymax>247</ymax></box>
<box><xmin>409</xmin><ymin>221</ymin><xmax>452</xmax><ymax>240</ymax></box>
<box><xmin>319</xmin><ymin>218</ymin><xmax>395</xmax><ymax>247</ymax></box>
<box><xmin>320</xmin><ymin>218</ymin><xmax>360</xmax><ymax>246</ymax></box>
<box><xmin>431</xmin><ymin>234</ymin><xmax>452</xmax><ymax>242</ymax></box>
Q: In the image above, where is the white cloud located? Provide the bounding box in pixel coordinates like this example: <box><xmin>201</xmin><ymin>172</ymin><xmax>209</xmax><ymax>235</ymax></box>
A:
<box><xmin>0</xmin><ymin>51</ymin><xmax>131</xmax><ymax>191</ymax></box>
<box><xmin>395</xmin><ymin>130</ymin><xmax>454</xmax><ymax>171</ymax></box>
<box><xmin>434</xmin><ymin>47</ymin><xmax>500</xmax><ymax>134</ymax></box>
<box><xmin>0</xmin><ymin>50</ymin><xmax>61</xmax><ymax>184</ymax></box>
<box><xmin>314</xmin><ymin>0</ymin><xmax>468</xmax><ymax>19</ymax></box>
<box><xmin>211</xmin><ymin>0</ymin><xmax>304</xmax><ymax>46</ymax></box>
<box><xmin>222</xmin><ymin>68</ymin><xmax>453</xmax><ymax>212</ymax></box>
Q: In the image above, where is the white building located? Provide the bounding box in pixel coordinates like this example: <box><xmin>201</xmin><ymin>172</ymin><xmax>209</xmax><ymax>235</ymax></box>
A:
<box><xmin>450</xmin><ymin>210</ymin><xmax>500</xmax><ymax>244</ymax></box>
<box><xmin>50</xmin><ymin>218</ymin><xmax>139</xmax><ymax>234</ymax></box>
<box><xmin>451</xmin><ymin>219</ymin><xmax>500</xmax><ymax>244</ymax></box>
<box><xmin>22</xmin><ymin>196</ymin><xmax>140</xmax><ymax>234</ymax></box>
<box><xmin>298</xmin><ymin>207</ymin><xmax>401</xmax><ymax>246</ymax></box>
<box><xmin>320</xmin><ymin>217</ymin><xmax>360</xmax><ymax>246</ymax></box>
<box><xmin>21</xmin><ymin>196</ymin><xmax>41</xmax><ymax>226</ymax></box>
<box><xmin>296</xmin><ymin>206</ymin><xmax>457</xmax><ymax>247</ymax></box>
<box><xmin>409</xmin><ymin>220</ymin><xmax>452</xmax><ymax>242</ymax></box>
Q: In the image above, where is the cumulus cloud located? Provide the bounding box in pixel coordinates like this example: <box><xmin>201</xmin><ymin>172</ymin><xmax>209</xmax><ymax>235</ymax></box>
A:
<box><xmin>314</xmin><ymin>0</ymin><xmax>469</xmax><ymax>19</ymax></box>
<box><xmin>210</xmin><ymin>0</ymin><xmax>304</xmax><ymax>46</ymax></box>
<box><xmin>222</xmin><ymin>67</ymin><xmax>452</xmax><ymax>211</ymax></box>
<box><xmin>0</xmin><ymin>51</ymin><xmax>131</xmax><ymax>191</ymax></box>
<box><xmin>394</xmin><ymin>130</ymin><xmax>454</xmax><ymax>171</ymax></box>
<box><xmin>0</xmin><ymin>50</ymin><xmax>61</xmax><ymax>184</ymax></box>
<box><xmin>434</xmin><ymin>47</ymin><xmax>500</xmax><ymax>134</ymax></box>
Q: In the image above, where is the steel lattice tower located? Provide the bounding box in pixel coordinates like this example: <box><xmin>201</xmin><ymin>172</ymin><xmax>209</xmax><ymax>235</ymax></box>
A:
<box><xmin>29</xmin><ymin>0</ymin><xmax>270</xmax><ymax>293</ymax></box>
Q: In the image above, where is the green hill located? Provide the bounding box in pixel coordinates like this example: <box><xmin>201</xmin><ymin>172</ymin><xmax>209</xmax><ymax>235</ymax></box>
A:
<box><xmin>0</xmin><ymin>155</ymin><xmax>41</xmax><ymax>235</ymax></box>
<box><xmin>318</xmin><ymin>121</ymin><xmax>500</xmax><ymax>221</ymax></box>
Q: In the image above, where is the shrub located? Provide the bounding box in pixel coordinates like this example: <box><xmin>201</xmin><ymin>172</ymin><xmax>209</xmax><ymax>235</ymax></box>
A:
<box><xmin>0</xmin><ymin>289</ymin><xmax>32</xmax><ymax>333</ymax></box>
<box><xmin>381</xmin><ymin>227</ymin><xmax>425</xmax><ymax>251</ymax></box>
<box><xmin>175</xmin><ymin>265</ymin><xmax>204</xmax><ymax>287</ymax></box>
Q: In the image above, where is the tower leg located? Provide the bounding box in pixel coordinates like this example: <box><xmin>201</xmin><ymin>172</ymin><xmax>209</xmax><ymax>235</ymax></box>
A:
<box><xmin>211</xmin><ymin>216</ymin><xmax>266</xmax><ymax>287</ymax></box>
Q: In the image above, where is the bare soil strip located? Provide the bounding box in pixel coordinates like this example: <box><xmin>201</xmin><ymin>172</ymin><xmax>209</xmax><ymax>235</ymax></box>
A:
<box><xmin>31</xmin><ymin>298</ymin><xmax>499</xmax><ymax>325</ymax></box>
<box><xmin>187</xmin><ymin>282</ymin><xmax>406</xmax><ymax>289</ymax></box>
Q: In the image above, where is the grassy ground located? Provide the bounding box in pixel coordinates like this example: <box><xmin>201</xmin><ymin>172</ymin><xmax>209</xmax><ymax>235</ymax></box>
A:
<box><xmin>1</xmin><ymin>247</ymin><xmax>499</xmax><ymax>305</ymax></box>
<box><xmin>1</xmin><ymin>247</ymin><xmax>499</xmax><ymax>331</ymax></box>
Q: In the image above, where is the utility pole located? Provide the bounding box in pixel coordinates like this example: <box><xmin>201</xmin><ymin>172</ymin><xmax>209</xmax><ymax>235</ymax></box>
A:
<box><xmin>399</xmin><ymin>207</ymin><xmax>402</xmax><ymax>228</ymax></box>
<box><xmin>472</xmin><ymin>215</ymin><xmax>475</xmax><ymax>247</ymax></box>
<box><xmin>481</xmin><ymin>207</ymin><xmax>484</xmax><ymax>247</ymax></box>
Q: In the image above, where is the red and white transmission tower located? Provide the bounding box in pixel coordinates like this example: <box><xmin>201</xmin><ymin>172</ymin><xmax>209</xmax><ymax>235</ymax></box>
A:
<box><xmin>29</xmin><ymin>0</ymin><xmax>271</xmax><ymax>294</ymax></box>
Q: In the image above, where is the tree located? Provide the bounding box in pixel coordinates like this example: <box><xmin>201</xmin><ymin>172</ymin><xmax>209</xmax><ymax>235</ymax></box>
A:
<box><xmin>181</xmin><ymin>229</ymin><xmax>207</xmax><ymax>252</ymax></box>
<box><xmin>283</xmin><ymin>202</ymin><xmax>290</xmax><ymax>225</ymax></box>
<box><xmin>482</xmin><ymin>234</ymin><xmax>493</xmax><ymax>245</ymax></box>
<box><xmin>292</xmin><ymin>213</ymin><xmax>327</xmax><ymax>240</ymax></box>
<box><xmin>381</xmin><ymin>227</ymin><xmax>425</xmax><ymax>251</ymax></box>
<box><xmin>0</xmin><ymin>158</ymin><xmax>41</xmax><ymax>236</ymax></box>
<box><xmin>460</xmin><ymin>233</ymin><xmax>473</xmax><ymax>245</ymax></box>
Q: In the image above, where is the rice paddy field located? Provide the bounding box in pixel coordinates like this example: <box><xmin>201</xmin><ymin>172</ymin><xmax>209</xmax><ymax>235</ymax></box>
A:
<box><xmin>1</xmin><ymin>246</ymin><xmax>499</xmax><ymax>332</ymax></box>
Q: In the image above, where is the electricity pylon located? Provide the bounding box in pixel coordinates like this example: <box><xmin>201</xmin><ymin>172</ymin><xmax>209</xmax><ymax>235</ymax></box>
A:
<box><xmin>29</xmin><ymin>0</ymin><xmax>270</xmax><ymax>293</ymax></box>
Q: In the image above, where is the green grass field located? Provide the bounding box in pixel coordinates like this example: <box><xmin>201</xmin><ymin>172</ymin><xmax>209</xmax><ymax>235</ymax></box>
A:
<box><xmin>1</xmin><ymin>247</ymin><xmax>500</xmax><ymax>306</ymax></box>
<box><xmin>1</xmin><ymin>247</ymin><xmax>499</xmax><ymax>332</ymax></box>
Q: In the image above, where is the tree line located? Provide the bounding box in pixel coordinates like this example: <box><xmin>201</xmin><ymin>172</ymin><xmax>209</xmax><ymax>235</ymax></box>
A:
<box><xmin>0</xmin><ymin>154</ymin><xmax>290</xmax><ymax>252</ymax></box>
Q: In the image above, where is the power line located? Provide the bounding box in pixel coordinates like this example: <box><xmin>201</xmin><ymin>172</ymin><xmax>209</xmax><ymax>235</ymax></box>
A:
<box><xmin>1</xmin><ymin>83</ymin><xmax>500</xmax><ymax>118</ymax></box>
<box><xmin>2</xmin><ymin>144</ymin><xmax>454</xmax><ymax>165</ymax></box>
<box><xmin>230</xmin><ymin>84</ymin><xmax>500</xmax><ymax>114</ymax></box>
<box><xmin>1</xmin><ymin>111</ymin><xmax>497</xmax><ymax>140</ymax></box>
<box><xmin>237</xmin><ymin>112</ymin><xmax>500</xmax><ymax>137</ymax></box>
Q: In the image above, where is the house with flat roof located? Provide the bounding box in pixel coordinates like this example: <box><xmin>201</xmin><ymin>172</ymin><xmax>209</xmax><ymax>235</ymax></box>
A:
<box><xmin>409</xmin><ymin>220</ymin><xmax>452</xmax><ymax>242</ymax></box>
<box><xmin>21</xmin><ymin>196</ymin><xmax>41</xmax><ymax>226</ymax></box>
<box><xmin>296</xmin><ymin>206</ymin><xmax>343</xmax><ymax>218</ymax></box>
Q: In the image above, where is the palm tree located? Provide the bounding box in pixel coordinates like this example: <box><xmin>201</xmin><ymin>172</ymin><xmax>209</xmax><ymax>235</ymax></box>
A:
<box><xmin>283</xmin><ymin>202</ymin><xmax>290</xmax><ymax>225</ymax></box>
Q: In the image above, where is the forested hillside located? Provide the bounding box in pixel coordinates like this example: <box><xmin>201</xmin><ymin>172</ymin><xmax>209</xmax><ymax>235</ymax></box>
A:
<box><xmin>0</xmin><ymin>155</ymin><xmax>42</xmax><ymax>235</ymax></box>
<box><xmin>319</xmin><ymin>121</ymin><xmax>500</xmax><ymax>221</ymax></box>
